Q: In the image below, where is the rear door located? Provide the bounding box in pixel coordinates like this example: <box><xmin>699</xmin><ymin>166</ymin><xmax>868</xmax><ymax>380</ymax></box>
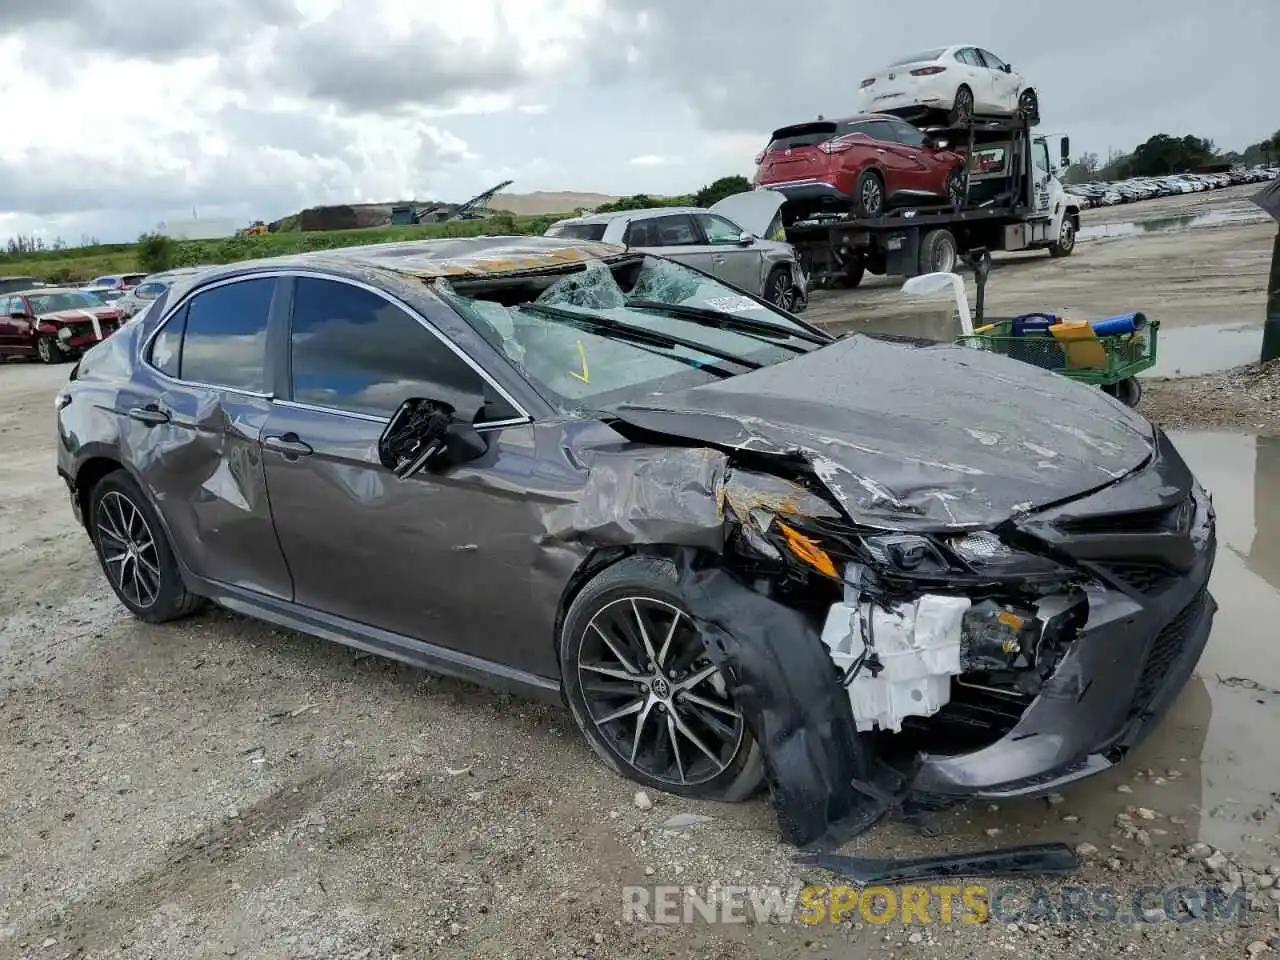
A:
<box><xmin>860</xmin><ymin>119</ymin><xmax>920</xmax><ymax>199</ymax></box>
<box><xmin>692</xmin><ymin>212</ymin><xmax>764</xmax><ymax>292</ymax></box>
<box><xmin>623</xmin><ymin>214</ymin><xmax>720</xmax><ymax>274</ymax></box>
<box><xmin>134</xmin><ymin>275</ymin><xmax>294</xmax><ymax>598</ymax></box>
<box><xmin>881</xmin><ymin>119</ymin><xmax>949</xmax><ymax>197</ymax></box>
<box><xmin>258</xmin><ymin>275</ymin><xmax>553</xmax><ymax>674</ymax></box>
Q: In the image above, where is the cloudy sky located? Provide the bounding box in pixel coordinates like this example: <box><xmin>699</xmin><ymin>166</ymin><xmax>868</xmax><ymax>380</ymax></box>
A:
<box><xmin>1</xmin><ymin>0</ymin><xmax>1273</xmax><ymax>244</ymax></box>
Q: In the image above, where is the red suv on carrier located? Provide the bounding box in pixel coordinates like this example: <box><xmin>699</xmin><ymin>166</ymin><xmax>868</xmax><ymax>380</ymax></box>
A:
<box><xmin>754</xmin><ymin>114</ymin><xmax>967</xmax><ymax>222</ymax></box>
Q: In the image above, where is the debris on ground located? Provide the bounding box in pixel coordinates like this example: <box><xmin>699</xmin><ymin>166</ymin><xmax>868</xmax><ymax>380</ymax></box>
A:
<box><xmin>1143</xmin><ymin>358</ymin><xmax>1280</xmax><ymax>433</ymax></box>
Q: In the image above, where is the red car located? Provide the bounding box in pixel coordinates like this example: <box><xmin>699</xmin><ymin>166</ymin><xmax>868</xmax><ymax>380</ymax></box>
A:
<box><xmin>0</xmin><ymin>288</ymin><xmax>124</xmax><ymax>363</ymax></box>
<box><xmin>753</xmin><ymin>113</ymin><xmax>967</xmax><ymax>221</ymax></box>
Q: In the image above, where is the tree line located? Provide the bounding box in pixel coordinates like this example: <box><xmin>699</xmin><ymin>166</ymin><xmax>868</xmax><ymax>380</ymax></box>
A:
<box><xmin>1064</xmin><ymin>129</ymin><xmax>1280</xmax><ymax>184</ymax></box>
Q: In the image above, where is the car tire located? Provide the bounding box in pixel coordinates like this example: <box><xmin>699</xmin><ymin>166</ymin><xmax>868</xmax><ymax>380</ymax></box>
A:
<box><xmin>764</xmin><ymin>265</ymin><xmax>798</xmax><ymax>311</ymax></box>
<box><xmin>834</xmin><ymin>260</ymin><xmax>866</xmax><ymax>289</ymax></box>
<box><xmin>1049</xmin><ymin>215</ymin><xmax>1077</xmax><ymax>258</ymax></box>
<box><xmin>560</xmin><ymin>555</ymin><xmax>765</xmax><ymax>802</ymax></box>
<box><xmin>853</xmin><ymin>169</ymin><xmax>885</xmax><ymax>218</ymax></box>
<box><xmin>945</xmin><ymin>165</ymin><xmax>968</xmax><ymax>210</ymax></box>
<box><xmin>949</xmin><ymin>85</ymin><xmax>974</xmax><ymax>126</ymax></box>
<box><xmin>87</xmin><ymin>469</ymin><xmax>205</xmax><ymax>624</ymax></box>
<box><xmin>37</xmin><ymin>335</ymin><xmax>65</xmax><ymax>364</ymax></box>
<box><xmin>918</xmin><ymin>229</ymin><xmax>958</xmax><ymax>275</ymax></box>
<box><xmin>1017</xmin><ymin>89</ymin><xmax>1040</xmax><ymax>126</ymax></box>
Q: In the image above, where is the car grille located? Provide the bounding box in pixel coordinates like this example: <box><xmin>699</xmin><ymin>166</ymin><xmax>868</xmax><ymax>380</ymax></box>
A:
<box><xmin>1131</xmin><ymin>587</ymin><xmax>1207</xmax><ymax>710</ymax></box>
<box><xmin>1096</xmin><ymin>562</ymin><xmax>1180</xmax><ymax>594</ymax></box>
<box><xmin>65</xmin><ymin>320</ymin><xmax>116</xmax><ymax>339</ymax></box>
<box><xmin>1057</xmin><ymin>495</ymin><xmax>1192</xmax><ymax>535</ymax></box>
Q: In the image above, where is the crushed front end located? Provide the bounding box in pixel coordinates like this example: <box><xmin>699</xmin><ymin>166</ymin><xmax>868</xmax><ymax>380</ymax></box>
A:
<box><xmin>718</xmin><ymin>427</ymin><xmax>1216</xmax><ymax>811</ymax></box>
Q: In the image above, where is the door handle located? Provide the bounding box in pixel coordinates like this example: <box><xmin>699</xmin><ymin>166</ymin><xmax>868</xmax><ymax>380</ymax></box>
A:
<box><xmin>711</xmin><ymin>255</ymin><xmax>726</xmax><ymax>263</ymax></box>
<box><xmin>876</xmin><ymin>149</ymin><xmax>887</xmax><ymax>154</ymax></box>
<box><xmin>127</xmin><ymin>405</ymin><xmax>170</xmax><ymax>426</ymax></box>
<box><xmin>263</xmin><ymin>433</ymin><xmax>314</xmax><ymax>458</ymax></box>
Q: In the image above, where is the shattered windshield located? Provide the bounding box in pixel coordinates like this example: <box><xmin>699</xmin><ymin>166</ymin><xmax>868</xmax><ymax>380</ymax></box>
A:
<box><xmin>29</xmin><ymin>291</ymin><xmax>105</xmax><ymax>313</ymax></box>
<box><xmin>436</xmin><ymin>255</ymin><xmax>824</xmax><ymax>415</ymax></box>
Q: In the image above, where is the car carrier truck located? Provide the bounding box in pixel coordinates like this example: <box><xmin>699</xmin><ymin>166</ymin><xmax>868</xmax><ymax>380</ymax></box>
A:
<box><xmin>773</xmin><ymin>113</ymin><xmax>1080</xmax><ymax>288</ymax></box>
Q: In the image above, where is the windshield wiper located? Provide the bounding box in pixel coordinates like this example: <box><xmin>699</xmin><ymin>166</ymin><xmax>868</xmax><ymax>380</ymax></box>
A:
<box><xmin>624</xmin><ymin>299</ymin><xmax>831</xmax><ymax>348</ymax></box>
<box><xmin>517</xmin><ymin>303</ymin><xmax>764</xmax><ymax>370</ymax></box>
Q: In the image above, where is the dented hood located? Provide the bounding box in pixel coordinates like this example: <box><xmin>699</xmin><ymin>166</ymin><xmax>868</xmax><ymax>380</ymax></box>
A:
<box><xmin>614</xmin><ymin>335</ymin><xmax>1155</xmax><ymax>530</ymax></box>
<box><xmin>708</xmin><ymin>190</ymin><xmax>787</xmax><ymax>239</ymax></box>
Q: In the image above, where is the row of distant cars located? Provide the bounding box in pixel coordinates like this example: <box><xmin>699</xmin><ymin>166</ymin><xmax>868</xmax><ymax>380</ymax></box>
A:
<box><xmin>0</xmin><ymin>266</ymin><xmax>208</xmax><ymax>363</ymax></box>
<box><xmin>1066</xmin><ymin>165</ymin><xmax>1278</xmax><ymax>208</ymax></box>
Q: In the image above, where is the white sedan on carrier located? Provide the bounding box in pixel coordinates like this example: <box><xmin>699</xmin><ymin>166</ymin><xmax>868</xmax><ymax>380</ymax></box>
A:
<box><xmin>858</xmin><ymin>45</ymin><xmax>1039</xmax><ymax>127</ymax></box>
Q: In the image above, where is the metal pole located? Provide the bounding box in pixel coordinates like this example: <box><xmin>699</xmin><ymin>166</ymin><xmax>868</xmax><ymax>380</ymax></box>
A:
<box><xmin>1263</xmin><ymin>229</ymin><xmax>1280</xmax><ymax>364</ymax></box>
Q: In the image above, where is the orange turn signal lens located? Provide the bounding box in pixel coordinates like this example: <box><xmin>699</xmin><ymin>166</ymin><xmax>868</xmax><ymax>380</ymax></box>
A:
<box><xmin>776</xmin><ymin>522</ymin><xmax>838</xmax><ymax>579</ymax></box>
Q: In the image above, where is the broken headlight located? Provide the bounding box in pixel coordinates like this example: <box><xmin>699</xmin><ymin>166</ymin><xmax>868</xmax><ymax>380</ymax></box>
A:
<box><xmin>859</xmin><ymin>531</ymin><xmax>1068</xmax><ymax>582</ymax></box>
<box><xmin>724</xmin><ymin>470</ymin><xmax>844</xmax><ymax>578</ymax></box>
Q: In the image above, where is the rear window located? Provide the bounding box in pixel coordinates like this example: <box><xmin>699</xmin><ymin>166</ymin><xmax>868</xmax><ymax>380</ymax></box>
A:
<box><xmin>545</xmin><ymin>222</ymin><xmax>607</xmax><ymax>241</ymax></box>
<box><xmin>122</xmin><ymin>274</ymin><xmax>146</xmax><ymax>285</ymax></box>
<box><xmin>766</xmin><ymin>122</ymin><xmax>837</xmax><ymax>151</ymax></box>
<box><xmin>890</xmin><ymin>49</ymin><xmax>946</xmax><ymax>65</ymax></box>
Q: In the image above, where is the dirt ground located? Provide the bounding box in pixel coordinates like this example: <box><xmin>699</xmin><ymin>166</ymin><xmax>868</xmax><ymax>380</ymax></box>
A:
<box><xmin>3</xmin><ymin>185</ymin><xmax>1280</xmax><ymax>960</ymax></box>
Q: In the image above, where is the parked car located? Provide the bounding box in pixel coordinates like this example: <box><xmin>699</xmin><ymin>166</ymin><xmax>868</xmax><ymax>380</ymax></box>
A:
<box><xmin>1</xmin><ymin>287</ymin><xmax>124</xmax><ymax>362</ymax></box>
<box><xmin>753</xmin><ymin>114</ymin><xmax>968</xmax><ymax>220</ymax></box>
<box><xmin>0</xmin><ymin>275</ymin><xmax>42</xmax><ymax>295</ymax></box>
<box><xmin>55</xmin><ymin>237</ymin><xmax>1217</xmax><ymax>821</ymax></box>
<box><xmin>88</xmin><ymin>273</ymin><xmax>147</xmax><ymax>291</ymax></box>
<box><xmin>84</xmin><ymin>285</ymin><xmax>127</xmax><ymax>304</ymax></box>
<box><xmin>113</xmin><ymin>267</ymin><xmax>211</xmax><ymax>320</ymax></box>
<box><xmin>858</xmin><ymin>45</ymin><xmax>1039</xmax><ymax>126</ymax></box>
<box><xmin>544</xmin><ymin>194</ymin><xmax>808</xmax><ymax>311</ymax></box>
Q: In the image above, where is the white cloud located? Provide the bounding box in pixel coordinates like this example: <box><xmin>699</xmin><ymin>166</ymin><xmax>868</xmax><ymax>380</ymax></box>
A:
<box><xmin>0</xmin><ymin>0</ymin><xmax>1273</xmax><ymax>245</ymax></box>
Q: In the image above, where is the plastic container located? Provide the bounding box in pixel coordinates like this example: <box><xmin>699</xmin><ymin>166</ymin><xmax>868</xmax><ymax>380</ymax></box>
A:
<box><xmin>1090</xmin><ymin>312</ymin><xmax>1147</xmax><ymax>337</ymax></box>
<box><xmin>1010</xmin><ymin>312</ymin><xmax>1060</xmax><ymax>337</ymax></box>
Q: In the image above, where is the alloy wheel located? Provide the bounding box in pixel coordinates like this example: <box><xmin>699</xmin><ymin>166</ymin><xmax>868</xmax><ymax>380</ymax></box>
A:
<box><xmin>95</xmin><ymin>490</ymin><xmax>162</xmax><ymax>608</ymax></box>
<box><xmin>1058</xmin><ymin>219</ymin><xmax>1076</xmax><ymax>252</ymax></box>
<box><xmin>768</xmin><ymin>272</ymin><xmax>795</xmax><ymax>311</ymax></box>
<box><xmin>861</xmin><ymin>177</ymin><xmax>884</xmax><ymax>217</ymax></box>
<box><xmin>576</xmin><ymin>596</ymin><xmax>744</xmax><ymax>788</ymax></box>
<box><xmin>37</xmin><ymin>337</ymin><xmax>54</xmax><ymax>363</ymax></box>
<box><xmin>953</xmin><ymin>87</ymin><xmax>973</xmax><ymax>124</ymax></box>
<box><xmin>946</xmin><ymin>169</ymin><xmax>966</xmax><ymax>208</ymax></box>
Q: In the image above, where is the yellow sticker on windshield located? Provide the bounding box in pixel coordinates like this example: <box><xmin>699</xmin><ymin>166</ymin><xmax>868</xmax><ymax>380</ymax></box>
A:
<box><xmin>570</xmin><ymin>339</ymin><xmax>590</xmax><ymax>383</ymax></box>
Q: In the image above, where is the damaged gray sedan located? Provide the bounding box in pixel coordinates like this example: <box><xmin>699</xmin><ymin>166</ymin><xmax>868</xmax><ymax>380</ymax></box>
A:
<box><xmin>55</xmin><ymin>236</ymin><xmax>1217</xmax><ymax>845</ymax></box>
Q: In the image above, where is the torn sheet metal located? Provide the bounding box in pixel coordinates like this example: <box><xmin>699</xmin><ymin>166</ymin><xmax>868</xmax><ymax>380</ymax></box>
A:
<box><xmin>541</xmin><ymin>446</ymin><xmax>728</xmax><ymax>550</ymax></box>
<box><xmin>672</xmin><ymin>553</ymin><xmax>893</xmax><ymax>848</ymax></box>
<box><xmin>614</xmin><ymin>334</ymin><xmax>1155</xmax><ymax>531</ymax></box>
<box><xmin>795</xmin><ymin>842</ymin><xmax>1079</xmax><ymax>885</ymax></box>
<box><xmin>296</xmin><ymin>236</ymin><xmax>628</xmax><ymax>280</ymax></box>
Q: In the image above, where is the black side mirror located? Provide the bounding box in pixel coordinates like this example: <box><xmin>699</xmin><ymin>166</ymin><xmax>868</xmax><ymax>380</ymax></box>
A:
<box><xmin>378</xmin><ymin>398</ymin><xmax>489</xmax><ymax>480</ymax></box>
<box><xmin>1002</xmin><ymin>64</ymin><xmax>1013</xmax><ymax>73</ymax></box>
<box><xmin>1060</xmin><ymin>136</ymin><xmax>1071</xmax><ymax>161</ymax></box>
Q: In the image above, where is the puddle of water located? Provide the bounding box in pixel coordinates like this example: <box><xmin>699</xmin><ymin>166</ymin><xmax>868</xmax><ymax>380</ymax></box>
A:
<box><xmin>928</xmin><ymin>432</ymin><xmax>1280</xmax><ymax>859</ymax></box>
<box><xmin>1140</xmin><ymin>321</ymin><xmax>1262</xmax><ymax>378</ymax></box>
<box><xmin>1079</xmin><ymin>206</ymin><xmax>1269</xmax><ymax>241</ymax></box>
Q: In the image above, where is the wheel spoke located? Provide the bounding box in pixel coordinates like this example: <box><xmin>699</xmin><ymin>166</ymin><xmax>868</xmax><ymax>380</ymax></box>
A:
<box><xmin>680</xmin><ymin>691</ymin><xmax>739</xmax><ymax>718</ymax></box>
<box><xmin>683</xmin><ymin>702</ymin><xmax>738</xmax><ymax>743</ymax></box>
<box><xmin>629</xmin><ymin>599</ymin><xmax>659</xmax><ymax>667</ymax></box>
<box><xmin>580</xmin><ymin>662</ymin><xmax>644</xmax><ymax>683</ymax></box>
<box><xmin>630</xmin><ymin>697</ymin><xmax>657</xmax><ymax>763</ymax></box>
<box><xmin>674</xmin><ymin>663</ymin><xmax>718</xmax><ymax>692</ymax></box>
<box><xmin>670</xmin><ymin>711</ymin><xmax>721</xmax><ymax>765</ymax></box>
<box><xmin>593</xmin><ymin>697</ymin><xmax>646</xmax><ymax>727</ymax></box>
<box><xmin>590</xmin><ymin>622</ymin><xmax>640</xmax><ymax>676</ymax></box>
<box><xmin>655</xmin><ymin>610</ymin><xmax>681</xmax><ymax>669</ymax></box>
<box><xmin>665</xmin><ymin>713</ymin><xmax>686</xmax><ymax>784</ymax></box>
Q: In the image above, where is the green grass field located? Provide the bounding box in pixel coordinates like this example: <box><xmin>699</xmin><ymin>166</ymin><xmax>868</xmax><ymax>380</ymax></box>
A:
<box><xmin>0</xmin><ymin>213</ymin><xmax>569</xmax><ymax>282</ymax></box>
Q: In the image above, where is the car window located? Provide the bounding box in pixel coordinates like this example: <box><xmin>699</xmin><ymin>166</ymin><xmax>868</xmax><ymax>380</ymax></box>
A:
<box><xmin>766</xmin><ymin>122</ymin><xmax>837</xmax><ymax>151</ymax></box>
<box><xmin>289</xmin><ymin>277</ymin><xmax>495</xmax><ymax>421</ymax></box>
<box><xmin>150</xmin><ymin>304</ymin><xmax>187</xmax><ymax>377</ymax></box>
<box><xmin>956</xmin><ymin>48</ymin><xmax>982</xmax><ymax>67</ymax></box>
<box><xmin>978</xmin><ymin>49</ymin><xmax>1007</xmax><ymax>71</ymax></box>
<box><xmin>3</xmin><ymin>297</ymin><xmax>15</xmax><ymax>315</ymax></box>
<box><xmin>860</xmin><ymin>120</ymin><xmax>897</xmax><ymax>144</ymax></box>
<box><xmin>28</xmin><ymin>291</ymin><xmax>105</xmax><ymax>312</ymax></box>
<box><xmin>136</xmin><ymin>282</ymin><xmax>166</xmax><ymax>299</ymax></box>
<box><xmin>544</xmin><ymin>222</ymin><xmax>607</xmax><ymax>241</ymax></box>
<box><xmin>888</xmin><ymin>120</ymin><xmax>927</xmax><ymax>148</ymax></box>
<box><xmin>626</xmin><ymin>214</ymin><xmax>700</xmax><ymax>247</ymax></box>
<box><xmin>176</xmin><ymin>277</ymin><xmax>275</xmax><ymax>391</ymax></box>
<box><xmin>696</xmin><ymin>214</ymin><xmax>744</xmax><ymax>244</ymax></box>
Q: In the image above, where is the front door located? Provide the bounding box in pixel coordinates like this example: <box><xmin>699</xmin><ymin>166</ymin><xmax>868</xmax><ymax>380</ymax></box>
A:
<box><xmin>626</xmin><ymin>213</ymin><xmax>721</xmax><ymax>275</ymax></box>
<box><xmin>694</xmin><ymin>213</ymin><xmax>764</xmax><ymax>292</ymax></box>
<box><xmin>259</xmin><ymin>275</ymin><xmax>551</xmax><ymax>675</ymax></box>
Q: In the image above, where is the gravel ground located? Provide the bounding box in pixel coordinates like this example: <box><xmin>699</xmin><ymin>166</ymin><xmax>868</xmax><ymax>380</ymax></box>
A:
<box><xmin>4</xmin><ymin>188</ymin><xmax>1280</xmax><ymax>959</ymax></box>
<box><xmin>1143</xmin><ymin>359</ymin><xmax>1280</xmax><ymax>435</ymax></box>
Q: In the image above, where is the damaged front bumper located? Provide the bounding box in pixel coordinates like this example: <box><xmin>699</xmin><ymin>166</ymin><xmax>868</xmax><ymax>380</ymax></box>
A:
<box><xmin>818</xmin><ymin>472</ymin><xmax>1218</xmax><ymax>802</ymax></box>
